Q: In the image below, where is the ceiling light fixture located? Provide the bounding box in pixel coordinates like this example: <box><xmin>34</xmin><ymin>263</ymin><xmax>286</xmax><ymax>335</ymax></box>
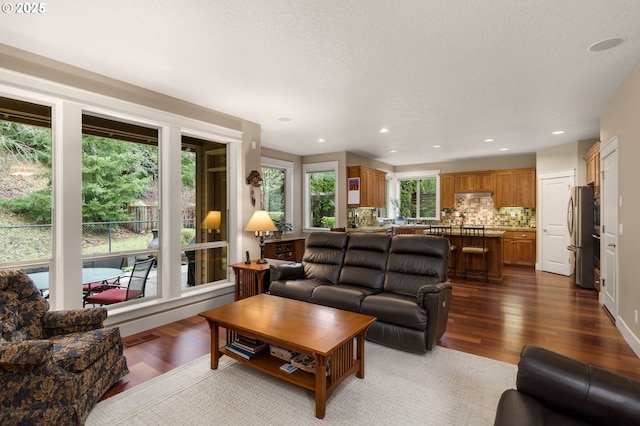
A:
<box><xmin>389</xmin><ymin>149</ymin><xmax>397</xmax><ymax>153</ymax></box>
<box><xmin>433</xmin><ymin>145</ymin><xmax>442</xmax><ymax>148</ymax></box>
<box><xmin>317</xmin><ymin>138</ymin><xmax>326</xmax><ymax>143</ymax></box>
<box><xmin>500</xmin><ymin>148</ymin><xmax>509</xmax><ymax>151</ymax></box>
<box><xmin>379</xmin><ymin>128</ymin><xmax>389</xmax><ymax>134</ymax></box>
<box><xmin>588</xmin><ymin>37</ymin><xmax>625</xmax><ymax>53</ymax></box>
<box><xmin>278</xmin><ymin>117</ymin><xmax>292</xmax><ymax>121</ymax></box>
<box><xmin>552</xmin><ymin>130</ymin><xmax>565</xmax><ymax>135</ymax></box>
<box><xmin>484</xmin><ymin>138</ymin><xmax>494</xmax><ymax>142</ymax></box>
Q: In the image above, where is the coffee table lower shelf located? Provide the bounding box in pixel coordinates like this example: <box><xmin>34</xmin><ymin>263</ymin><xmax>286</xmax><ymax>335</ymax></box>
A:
<box><xmin>220</xmin><ymin>347</ymin><xmax>330</xmax><ymax>392</ymax></box>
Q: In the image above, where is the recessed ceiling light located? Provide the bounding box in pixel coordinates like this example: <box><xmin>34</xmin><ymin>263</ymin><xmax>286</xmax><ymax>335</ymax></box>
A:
<box><xmin>317</xmin><ymin>138</ymin><xmax>326</xmax><ymax>143</ymax></box>
<box><xmin>379</xmin><ymin>128</ymin><xmax>390</xmax><ymax>134</ymax></box>
<box><xmin>433</xmin><ymin>145</ymin><xmax>442</xmax><ymax>148</ymax></box>
<box><xmin>500</xmin><ymin>148</ymin><xmax>509</xmax><ymax>151</ymax></box>
<box><xmin>389</xmin><ymin>149</ymin><xmax>397</xmax><ymax>153</ymax></box>
<box><xmin>278</xmin><ymin>117</ymin><xmax>292</xmax><ymax>122</ymax></box>
<box><xmin>588</xmin><ymin>37</ymin><xmax>625</xmax><ymax>53</ymax></box>
<box><xmin>484</xmin><ymin>138</ymin><xmax>494</xmax><ymax>142</ymax></box>
<box><xmin>552</xmin><ymin>130</ymin><xmax>565</xmax><ymax>135</ymax></box>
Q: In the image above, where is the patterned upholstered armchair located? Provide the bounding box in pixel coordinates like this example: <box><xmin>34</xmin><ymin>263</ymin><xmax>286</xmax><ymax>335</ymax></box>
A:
<box><xmin>0</xmin><ymin>270</ymin><xmax>129</xmax><ymax>425</ymax></box>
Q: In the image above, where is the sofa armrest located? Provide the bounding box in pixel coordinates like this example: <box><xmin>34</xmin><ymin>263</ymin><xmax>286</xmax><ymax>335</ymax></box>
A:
<box><xmin>270</xmin><ymin>263</ymin><xmax>305</xmax><ymax>282</ymax></box>
<box><xmin>0</xmin><ymin>340</ymin><xmax>53</xmax><ymax>367</ymax></box>
<box><xmin>516</xmin><ymin>345</ymin><xmax>640</xmax><ymax>425</ymax></box>
<box><xmin>42</xmin><ymin>308</ymin><xmax>108</xmax><ymax>337</ymax></box>
<box><xmin>416</xmin><ymin>281</ymin><xmax>452</xmax><ymax>351</ymax></box>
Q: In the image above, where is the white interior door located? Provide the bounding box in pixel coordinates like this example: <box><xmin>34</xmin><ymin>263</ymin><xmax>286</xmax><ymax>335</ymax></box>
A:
<box><xmin>540</xmin><ymin>174</ymin><xmax>573</xmax><ymax>275</ymax></box>
<box><xmin>602</xmin><ymin>139</ymin><xmax>619</xmax><ymax>318</ymax></box>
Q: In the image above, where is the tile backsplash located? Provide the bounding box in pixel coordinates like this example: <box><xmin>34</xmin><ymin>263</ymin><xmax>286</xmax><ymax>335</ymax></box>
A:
<box><xmin>438</xmin><ymin>196</ymin><xmax>536</xmax><ymax>227</ymax></box>
<box><xmin>351</xmin><ymin>196</ymin><xmax>536</xmax><ymax>228</ymax></box>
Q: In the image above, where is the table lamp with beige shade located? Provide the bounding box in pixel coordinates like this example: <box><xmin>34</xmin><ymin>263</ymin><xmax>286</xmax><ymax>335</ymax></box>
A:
<box><xmin>244</xmin><ymin>210</ymin><xmax>277</xmax><ymax>264</ymax></box>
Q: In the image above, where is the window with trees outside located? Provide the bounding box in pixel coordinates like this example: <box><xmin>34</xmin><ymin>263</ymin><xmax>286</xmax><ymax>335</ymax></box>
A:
<box><xmin>397</xmin><ymin>177</ymin><xmax>438</xmax><ymax>219</ymax></box>
<box><xmin>261</xmin><ymin>166</ymin><xmax>285</xmax><ymax>220</ymax></box>
<box><xmin>80</xmin><ymin>114</ymin><xmax>161</xmax><ymax>298</ymax></box>
<box><xmin>303</xmin><ymin>161</ymin><xmax>338</xmax><ymax>229</ymax></box>
<box><xmin>0</xmin><ymin>97</ymin><xmax>53</xmax><ymax>286</ymax></box>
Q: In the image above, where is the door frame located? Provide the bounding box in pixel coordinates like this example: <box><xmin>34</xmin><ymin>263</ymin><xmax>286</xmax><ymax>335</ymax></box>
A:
<box><xmin>537</xmin><ymin>169</ymin><xmax>575</xmax><ymax>272</ymax></box>
<box><xmin>600</xmin><ymin>135</ymin><xmax>619</xmax><ymax>320</ymax></box>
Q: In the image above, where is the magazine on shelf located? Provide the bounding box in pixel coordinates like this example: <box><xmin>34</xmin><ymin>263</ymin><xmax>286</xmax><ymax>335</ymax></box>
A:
<box><xmin>290</xmin><ymin>353</ymin><xmax>331</xmax><ymax>376</ymax></box>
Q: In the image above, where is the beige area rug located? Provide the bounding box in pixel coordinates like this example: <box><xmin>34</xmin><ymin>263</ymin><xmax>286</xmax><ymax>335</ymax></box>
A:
<box><xmin>87</xmin><ymin>343</ymin><xmax>516</xmax><ymax>425</ymax></box>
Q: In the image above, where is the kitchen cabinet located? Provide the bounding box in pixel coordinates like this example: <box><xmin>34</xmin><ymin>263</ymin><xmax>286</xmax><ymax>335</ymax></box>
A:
<box><xmin>503</xmin><ymin>231</ymin><xmax>536</xmax><ymax>267</ymax></box>
<box><xmin>347</xmin><ymin>166</ymin><xmax>387</xmax><ymax>208</ymax></box>
<box><xmin>585</xmin><ymin>141</ymin><xmax>600</xmax><ymax>199</ymax></box>
<box><xmin>440</xmin><ymin>174</ymin><xmax>455</xmax><ymax>209</ymax></box>
<box><xmin>494</xmin><ymin>168</ymin><xmax>536</xmax><ymax>208</ymax></box>
<box><xmin>454</xmin><ymin>171</ymin><xmax>494</xmax><ymax>192</ymax></box>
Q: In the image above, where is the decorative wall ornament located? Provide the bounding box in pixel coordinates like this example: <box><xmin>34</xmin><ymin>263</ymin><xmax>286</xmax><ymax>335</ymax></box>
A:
<box><xmin>246</xmin><ymin>170</ymin><xmax>263</xmax><ymax>206</ymax></box>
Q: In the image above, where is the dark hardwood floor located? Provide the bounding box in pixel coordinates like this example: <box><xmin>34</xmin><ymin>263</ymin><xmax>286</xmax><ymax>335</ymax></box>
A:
<box><xmin>103</xmin><ymin>266</ymin><xmax>640</xmax><ymax>399</ymax></box>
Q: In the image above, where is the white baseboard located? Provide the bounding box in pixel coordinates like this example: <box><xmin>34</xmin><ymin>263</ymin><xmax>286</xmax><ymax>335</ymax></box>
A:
<box><xmin>107</xmin><ymin>289</ymin><xmax>235</xmax><ymax>337</ymax></box>
<box><xmin>618</xmin><ymin>316</ymin><xmax>640</xmax><ymax>358</ymax></box>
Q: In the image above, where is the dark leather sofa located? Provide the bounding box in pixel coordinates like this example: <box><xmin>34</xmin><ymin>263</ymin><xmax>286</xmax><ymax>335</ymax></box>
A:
<box><xmin>269</xmin><ymin>232</ymin><xmax>452</xmax><ymax>353</ymax></box>
<box><xmin>494</xmin><ymin>345</ymin><xmax>640</xmax><ymax>426</ymax></box>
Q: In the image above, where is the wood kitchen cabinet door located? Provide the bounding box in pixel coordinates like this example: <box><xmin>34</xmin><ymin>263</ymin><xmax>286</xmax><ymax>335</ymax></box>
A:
<box><xmin>503</xmin><ymin>231</ymin><xmax>536</xmax><ymax>267</ymax></box>
<box><xmin>513</xmin><ymin>169</ymin><xmax>536</xmax><ymax>207</ymax></box>
<box><xmin>453</xmin><ymin>172</ymin><xmax>493</xmax><ymax>192</ymax></box>
<box><xmin>494</xmin><ymin>168</ymin><xmax>535</xmax><ymax>208</ymax></box>
<box><xmin>440</xmin><ymin>174</ymin><xmax>455</xmax><ymax>208</ymax></box>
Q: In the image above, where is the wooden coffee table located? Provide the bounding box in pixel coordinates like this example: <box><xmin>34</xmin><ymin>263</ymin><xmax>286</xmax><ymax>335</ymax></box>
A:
<box><xmin>199</xmin><ymin>294</ymin><xmax>376</xmax><ymax>419</ymax></box>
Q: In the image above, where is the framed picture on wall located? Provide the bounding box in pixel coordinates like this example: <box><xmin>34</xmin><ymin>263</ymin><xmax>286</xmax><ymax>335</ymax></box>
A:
<box><xmin>348</xmin><ymin>177</ymin><xmax>360</xmax><ymax>204</ymax></box>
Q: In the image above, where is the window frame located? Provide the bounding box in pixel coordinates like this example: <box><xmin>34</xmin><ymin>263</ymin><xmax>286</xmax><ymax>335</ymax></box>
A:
<box><xmin>391</xmin><ymin>170</ymin><xmax>441</xmax><ymax>220</ymax></box>
<box><xmin>302</xmin><ymin>161</ymin><xmax>339</xmax><ymax>231</ymax></box>
<box><xmin>261</xmin><ymin>156</ymin><xmax>294</xmax><ymax>224</ymax></box>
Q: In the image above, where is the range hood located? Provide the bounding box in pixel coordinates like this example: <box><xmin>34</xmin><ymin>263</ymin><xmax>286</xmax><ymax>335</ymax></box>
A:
<box><xmin>454</xmin><ymin>191</ymin><xmax>493</xmax><ymax>199</ymax></box>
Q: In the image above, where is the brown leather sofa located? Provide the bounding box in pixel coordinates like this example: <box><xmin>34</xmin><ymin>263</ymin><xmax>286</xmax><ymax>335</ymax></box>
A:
<box><xmin>494</xmin><ymin>345</ymin><xmax>640</xmax><ymax>426</ymax></box>
<box><xmin>269</xmin><ymin>232</ymin><xmax>452</xmax><ymax>353</ymax></box>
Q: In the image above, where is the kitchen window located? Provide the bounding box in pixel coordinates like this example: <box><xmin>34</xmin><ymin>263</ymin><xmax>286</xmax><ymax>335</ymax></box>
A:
<box><xmin>395</xmin><ymin>172</ymin><xmax>439</xmax><ymax>220</ymax></box>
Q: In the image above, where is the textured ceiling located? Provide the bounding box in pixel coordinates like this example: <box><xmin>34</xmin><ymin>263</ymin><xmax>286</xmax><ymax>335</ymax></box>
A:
<box><xmin>2</xmin><ymin>0</ymin><xmax>640</xmax><ymax>166</ymax></box>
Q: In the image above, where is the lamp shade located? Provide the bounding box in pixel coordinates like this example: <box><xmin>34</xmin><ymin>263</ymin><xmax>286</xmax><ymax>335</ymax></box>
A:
<box><xmin>244</xmin><ymin>210</ymin><xmax>277</xmax><ymax>232</ymax></box>
<box><xmin>202</xmin><ymin>210</ymin><xmax>221</xmax><ymax>233</ymax></box>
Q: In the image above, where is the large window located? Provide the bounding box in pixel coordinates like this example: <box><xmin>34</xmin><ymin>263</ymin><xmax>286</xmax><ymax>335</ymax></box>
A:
<box><xmin>181</xmin><ymin>136</ymin><xmax>228</xmax><ymax>287</ymax></box>
<box><xmin>0</xmin><ymin>97</ymin><xmax>52</xmax><ymax>272</ymax></box>
<box><xmin>303</xmin><ymin>161</ymin><xmax>338</xmax><ymax>229</ymax></box>
<box><xmin>81</xmin><ymin>114</ymin><xmax>160</xmax><ymax>299</ymax></box>
<box><xmin>397</xmin><ymin>176</ymin><xmax>438</xmax><ymax>219</ymax></box>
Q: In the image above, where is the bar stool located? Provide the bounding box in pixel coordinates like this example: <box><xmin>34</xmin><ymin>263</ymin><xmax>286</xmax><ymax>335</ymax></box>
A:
<box><xmin>461</xmin><ymin>225</ymin><xmax>489</xmax><ymax>282</ymax></box>
<box><xmin>424</xmin><ymin>225</ymin><xmax>457</xmax><ymax>280</ymax></box>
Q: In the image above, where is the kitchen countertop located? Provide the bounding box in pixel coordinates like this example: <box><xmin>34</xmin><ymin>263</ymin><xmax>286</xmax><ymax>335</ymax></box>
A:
<box><xmin>347</xmin><ymin>224</ymin><xmax>537</xmax><ymax>236</ymax></box>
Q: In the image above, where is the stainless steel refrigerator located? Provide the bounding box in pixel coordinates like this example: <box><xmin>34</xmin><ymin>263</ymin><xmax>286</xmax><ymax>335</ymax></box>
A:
<box><xmin>567</xmin><ymin>186</ymin><xmax>594</xmax><ymax>289</ymax></box>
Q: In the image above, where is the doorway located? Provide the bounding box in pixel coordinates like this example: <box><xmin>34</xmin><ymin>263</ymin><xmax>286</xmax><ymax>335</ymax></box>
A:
<box><xmin>539</xmin><ymin>171</ymin><xmax>574</xmax><ymax>275</ymax></box>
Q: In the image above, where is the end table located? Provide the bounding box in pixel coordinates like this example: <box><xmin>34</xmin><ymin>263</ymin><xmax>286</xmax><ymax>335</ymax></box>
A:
<box><xmin>230</xmin><ymin>258</ymin><xmax>292</xmax><ymax>300</ymax></box>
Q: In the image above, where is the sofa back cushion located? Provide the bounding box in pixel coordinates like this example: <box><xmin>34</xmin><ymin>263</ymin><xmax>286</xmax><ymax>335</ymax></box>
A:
<box><xmin>384</xmin><ymin>235</ymin><xmax>449</xmax><ymax>296</ymax></box>
<box><xmin>339</xmin><ymin>233</ymin><xmax>391</xmax><ymax>291</ymax></box>
<box><xmin>303</xmin><ymin>232</ymin><xmax>349</xmax><ymax>284</ymax></box>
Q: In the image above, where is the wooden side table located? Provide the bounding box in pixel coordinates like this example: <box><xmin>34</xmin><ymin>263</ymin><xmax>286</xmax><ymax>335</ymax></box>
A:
<box><xmin>230</xmin><ymin>259</ymin><xmax>292</xmax><ymax>300</ymax></box>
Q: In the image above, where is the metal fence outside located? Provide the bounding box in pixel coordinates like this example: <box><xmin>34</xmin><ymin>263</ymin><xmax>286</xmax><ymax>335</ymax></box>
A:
<box><xmin>1</xmin><ymin>217</ymin><xmax>196</xmax><ymax>264</ymax></box>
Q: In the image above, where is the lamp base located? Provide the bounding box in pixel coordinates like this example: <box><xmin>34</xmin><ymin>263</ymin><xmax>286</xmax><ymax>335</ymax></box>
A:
<box><xmin>256</xmin><ymin>258</ymin><xmax>268</xmax><ymax>264</ymax></box>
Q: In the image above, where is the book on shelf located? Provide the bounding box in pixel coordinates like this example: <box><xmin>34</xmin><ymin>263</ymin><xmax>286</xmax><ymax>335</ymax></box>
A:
<box><xmin>232</xmin><ymin>336</ymin><xmax>269</xmax><ymax>354</ymax></box>
<box><xmin>224</xmin><ymin>343</ymin><xmax>267</xmax><ymax>360</ymax></box>
<box><xmin>290</xmin><ymin>353</ymin><xmax>331</xmax><ymax>376</ymax></box>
